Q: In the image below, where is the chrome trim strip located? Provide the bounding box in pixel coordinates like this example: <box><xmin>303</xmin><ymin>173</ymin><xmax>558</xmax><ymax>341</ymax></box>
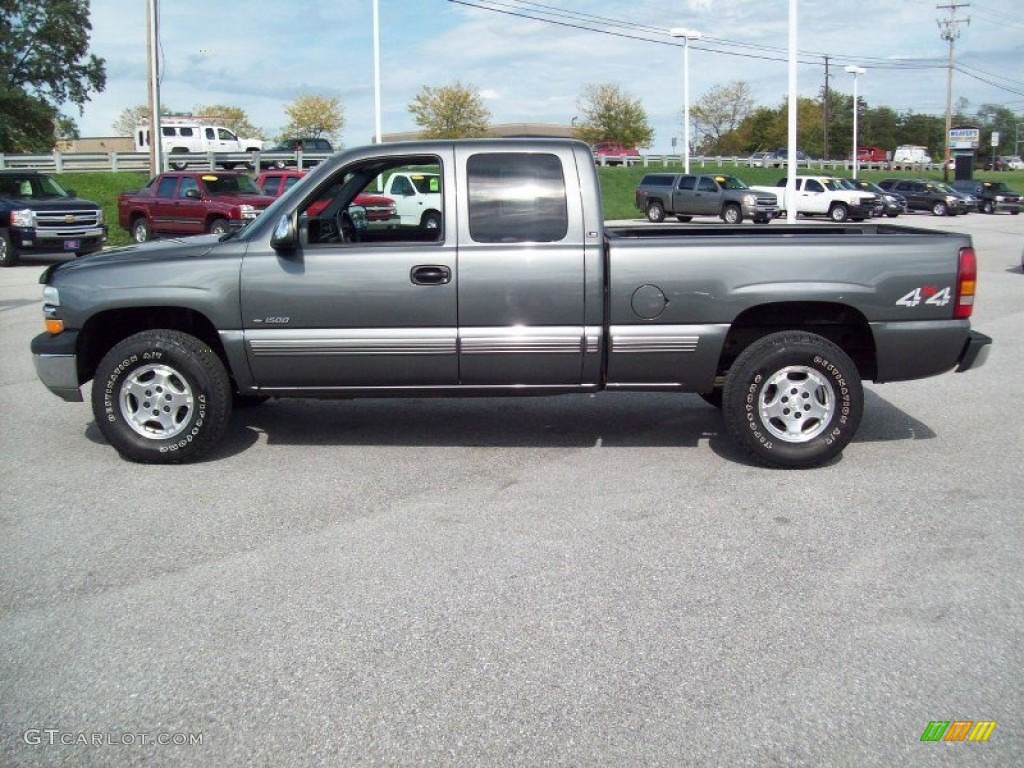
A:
<box><xmin>246</xmin><ymin>328</ymin><xmax>457</xmax><ymax>357</ymax></box>
<box><xmin>459</xmin><ymin>326</ymin><xmax>584</xmax><ymax>355</ymax></box>
<box><xmin>584</xmin><ymin>326</ymin><xmax>601</xmax><ymax>354</ymax></box>
<box><xmin>610</xmin><ymin>325</ymin><xmax>699</xmax><ymax>354</ymax></box>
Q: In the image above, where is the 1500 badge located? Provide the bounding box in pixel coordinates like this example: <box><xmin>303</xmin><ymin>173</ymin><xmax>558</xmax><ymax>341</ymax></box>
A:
<box><xmin>252</xmin><ymin>317</ymin><xmax>291</xmax><ymax>324</ymax></box>
<box><xmin>896</xmin><ymin>285</ymin><xmax>952</xmax><ymax>307</ymax></box>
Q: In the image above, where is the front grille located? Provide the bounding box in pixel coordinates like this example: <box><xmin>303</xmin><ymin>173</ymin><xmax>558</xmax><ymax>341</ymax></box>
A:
<box><xmin>35</xmin><ymin>209</ymin><xmax>102</xmax><ymax>233</ymax></box>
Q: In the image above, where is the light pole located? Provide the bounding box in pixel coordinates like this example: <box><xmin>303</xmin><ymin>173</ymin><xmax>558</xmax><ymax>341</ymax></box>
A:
<box><xmin>844</xmin><ymin>65</ymin><xmax>865</xmax><ymax>179</ymax></box>
<box><xmin>670</xmin><ymin>27</ymin><xmax>701</xmax><ymax>174</ymax></box>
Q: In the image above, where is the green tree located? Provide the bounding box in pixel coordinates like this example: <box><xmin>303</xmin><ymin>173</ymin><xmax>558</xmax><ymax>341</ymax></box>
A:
<box><xmin>408</xmin><ymin>82</ymin><xmax>491</xmax><ymax>139</ymax></box>
<box><xmin>574</xmin><ymin>83</ymin><xmax>653</xmax><ymax>148</ymax></box>
<box><xmin>280</xmin><ymin>94</ymin><xmax>345</xmax><ymax>142</ymax></box>
<box><xmin>975</xmin><ymin>103</ymin><xmax>1020</xmax><ymax>153</ymax></box>
<box><xmin>690</xmin><ymin>81</ymin><xmax>755</xmax><ymax>155</ymax></box>
<box><xmin>0</xmin><ymin>0</ymin><xmax>106</xmax><ymax>151</ymax></box>
<box><xmin>194</xmin><ymin>104</ymin><xmax>263</xmax><ymax>139</ymax></box>
<box><xmin>112</xmin><ymin>104</ymin><xmax>179</xmax><ymax>137</ymax></box>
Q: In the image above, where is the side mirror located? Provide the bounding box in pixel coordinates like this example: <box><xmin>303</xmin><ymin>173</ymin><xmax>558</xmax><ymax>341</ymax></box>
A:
<box><xmin>185</xmin><ymin>188</ymin><xmax>200</xmax><ymax>199</ymax></box>
<box><xmin>66</xmin><ymin>188</ymin><xmax>77</xmax><ymax>197</ymax></box>
<box><xmin>270</xmin><ymin>214</ymin><xmax>297</xmax><ymax>250</ymax></box>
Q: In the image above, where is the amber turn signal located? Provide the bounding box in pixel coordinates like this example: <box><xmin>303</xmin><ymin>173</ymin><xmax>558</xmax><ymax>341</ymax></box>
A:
<box><xmin>45</xmin><ymin>318</ymin><xmax>64</xmax><ymax>334</ymax></box>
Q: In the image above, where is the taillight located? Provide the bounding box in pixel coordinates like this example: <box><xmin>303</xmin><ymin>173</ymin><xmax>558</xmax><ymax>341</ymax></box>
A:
<box><xmin>953</xmin><ymin>246</ymin><xmax>976</xmax><ymax>319</ymax></box>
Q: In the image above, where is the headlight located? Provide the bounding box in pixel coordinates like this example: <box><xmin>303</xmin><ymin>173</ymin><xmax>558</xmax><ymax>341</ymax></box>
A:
<box><xmin>95</xmin><ymin>208</ymin><xmax>104</xmax><ymax>225</ymax></box>
<box><xmin>43</xmin><ymin>286</ymin><xmax>60</xmax><ymax>306</ymax></box>
<box><xmin>946</xmin><ymin>196</ymin><xmax>957</xmax><ymax>202</ymax></box>
<box><xmin>11</xmin><ymin>208</ymin><xmax>35</xmax><ymax>227</ymax></box>
<box><xmin>885</xmin><ymin>195</ymin><xmax>896</xmax><ymax>203</ymax></box>
<box><xmin>742</xmin><ymin>194</ymin><xmax>756</xmax><ymax>206</ymax></box>
<box><xmin>239</xmin><ymin>204</ymin><xmax>257</xmax><ymax>219</ymax></box>
<box><xmin>995</xmin><ymin>195</ymin><xmax>1006</xmax><ymax>202</ymax></box>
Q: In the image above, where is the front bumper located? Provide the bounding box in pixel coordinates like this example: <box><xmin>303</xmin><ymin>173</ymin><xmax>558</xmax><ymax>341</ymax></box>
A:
<box><xmin>993</xmin><ymin>200</ymin><xmax>1021</xmax><ymax>214</ymax></box>
<box><xmin>31</xmin><ymin>331</ymin><xmax>83</xmax><ymax>402</ymax></box>
<box><xmin>741</xmin><ymin>203</ymin><xmax>781</xmax><ymax>220</ymax></box>
<box><xmin>11</xmin><ymin>226</ymin><xmax>107</xmax><ymax>255</ymax></box>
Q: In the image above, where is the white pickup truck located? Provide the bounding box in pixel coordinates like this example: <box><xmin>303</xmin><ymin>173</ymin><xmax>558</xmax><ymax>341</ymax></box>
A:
<box><xmin>753</xmin><ymin>175</ymin><xmax>876</xmax><ymax>222</ymax></box>
<box><xmin>381</xmin><ymin>171</ymin><xmax>443</xmax><ymax>229</ymax></box>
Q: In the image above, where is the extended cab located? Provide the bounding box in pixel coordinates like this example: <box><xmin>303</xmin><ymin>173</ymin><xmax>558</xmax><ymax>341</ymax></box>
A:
<box><xmin>636</xmin><ymin>173</ymin><xmax>779</xmax><ymax>224</ymax></box>
<box><xmin>0</xmin><ymin>170</ymin><xmax>106</xmax><ymax>267</ymax></box>
<box><xmin>32</xmin><ymin>139</ymin><xmax>991</xmax><ymax>469</ymax></box>
<box><xmin>118</xmin><ymin>171</ymin><xmax>277</xmax><ymax>242</ymax></box>
<box><xmin>753</xmin><ymin>175</ymin><xmax>876</xmax><ymax>222</ymax></box>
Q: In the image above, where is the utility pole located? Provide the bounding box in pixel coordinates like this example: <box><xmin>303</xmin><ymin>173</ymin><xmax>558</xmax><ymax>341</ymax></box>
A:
<box><xmin>823</xmin><ymin>56</ymin><xmax>830</xmax><ymax>160</ymax></box>
<box><xmin>937</xmin><ymin>2</ymin><xmax>969</xmax><ymax>181</ymax></box>
<box><xmin>146</xmin><ymin>0</ymin><xmax>163</xmax><ymax>174</ymax></box>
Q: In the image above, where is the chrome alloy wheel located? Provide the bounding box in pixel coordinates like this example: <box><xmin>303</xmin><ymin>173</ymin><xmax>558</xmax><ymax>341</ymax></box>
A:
<box><xmin>119</xmin><ymin>363</ymin><xmax>195</xmax><ymax>439</ymax></box>
<box><xmin>757</xmin><ymin>365</ymin><xmax>835</xmax><ymax>442</ymax></box>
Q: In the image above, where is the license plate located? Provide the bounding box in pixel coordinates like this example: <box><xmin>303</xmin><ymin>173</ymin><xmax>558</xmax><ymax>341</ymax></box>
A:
<box><xmin>64</xmin><ymin>240</ymin><xmax>80</xmax><ymax>250</ymax></box>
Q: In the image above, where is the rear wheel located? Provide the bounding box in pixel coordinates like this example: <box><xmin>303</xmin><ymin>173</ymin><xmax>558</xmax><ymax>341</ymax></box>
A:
<box><xmin>722</xmin><ymin>204</ymin><xmax>742</xmax><ymax>224</ymax></box>
<box><xmin>675</xmin><ymin>215</ymin><xmax>692</xmax><ymax>222</ymax></box>
<box><xmin>722</xmin><ymin>331</ymin><xmax>863</xmax><ymax>468</ymax></box>
<box><xmin>91</xmin><ymin>330</ymin><xmax>232</xmax><ymax>463</ymax></box>
<box><xmin>646</xmin><ymin>201</ymin><xmax>666</xmax><ymax>223</ymax></box>
<box><xmin>421</xmin><ymin>211</ymin><xmax>442</xmax><ymax>230</ymax></box>
<box><xmin>829</xmin><ymin>203</ymin><xmax>849</xmax><ymax>222</ymax></box>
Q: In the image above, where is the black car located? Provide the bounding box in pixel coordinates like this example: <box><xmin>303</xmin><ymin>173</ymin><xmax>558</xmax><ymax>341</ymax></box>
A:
<box><xmin>0</xmin><ymin>171</ymin><xmax>106</xmax><ymax>267</ymax></box>
<box><xmin>259</xmin><ymin>137</ymin><xmax>334</xmax><ymax>169</ymax></box>
<box><xmin>849</xmin><ymin>179</ymin><xmax>905</xmax><ymax>217</ymax></box>
<box><xmin>950</xmin><ymin>179</ymin><xmax>1021</xmax><ymax>215</ymax></box>
<box><xmin>877</xmin><ymin>178</ymin><xmax>962</xmax><ymax>216</ymax></box>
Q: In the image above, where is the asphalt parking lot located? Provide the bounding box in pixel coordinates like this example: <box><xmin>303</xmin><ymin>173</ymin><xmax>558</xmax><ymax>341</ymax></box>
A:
<box><xmin>1</xmin><ymin>212</ymin><xmax>1021</xmax><ymax>766</ymax></box>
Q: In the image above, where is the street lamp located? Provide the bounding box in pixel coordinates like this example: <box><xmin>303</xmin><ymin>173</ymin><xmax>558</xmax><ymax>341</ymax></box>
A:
<box><xmin>845</xmin><ymin>65</ymin><xmax>866</xmax><ymax>179</ymax></box>
<box><xmin>670</xmin><ymin>27</ymin><xmax>702</xmax><ymax>174</ymax></box>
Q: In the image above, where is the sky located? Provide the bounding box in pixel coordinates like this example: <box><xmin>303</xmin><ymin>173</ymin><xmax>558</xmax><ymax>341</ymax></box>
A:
<box><xmin>74</xmin><ymin>0</ymin><xmax>1024</xmax><ymax>154</ymax></box>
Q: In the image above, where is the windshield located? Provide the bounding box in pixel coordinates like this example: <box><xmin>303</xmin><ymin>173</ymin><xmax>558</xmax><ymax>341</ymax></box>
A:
<box><xmin>0</xmin><ymin>175</ymin><xmax>71</xmax><ymax>198</ymax></box>
<box><xmin>983</xmin><ymin>182</ymin><xmax>1009</xmax><ymax>193</ymax></box>
<box><xmin>409</xmin><ymin>174</ymin><xmax>441</xmax><ymax>194</ymax></box>
<box><xmin>201</xmin><ymin>174</ymin><xmax>261</xmax><ymax>195</ymax></box>
<box><xmin>716</xmin><ymin>176</ymin><xmax>749</xmax><ymax>190</ymax></box>
<box><xmin>822</xmin><ymin>178</ymin><xmax>850</xmax><ymax>191</ymax></box>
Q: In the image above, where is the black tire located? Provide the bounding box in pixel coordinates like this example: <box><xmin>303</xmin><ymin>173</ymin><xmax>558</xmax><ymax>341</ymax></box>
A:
<box><xmin>273</xmin><ymin>159</ymin><xmax>287</xmax><ymax>170</ymax></box>
<box><xmin>981</xmin><ymin>201</ymin><xmax>994</xmax><ymax>214</ymax></box>
<box><xmin>91</xmin><ymin>330</ymin><xmax>232</xmax><ymax>463</ymax></box>
<box><xmin>829</xmin><ymin>203</ymin><xmax>849</xmax><ymax>222</ymax></box>
<box><xmin>646</xmin><ymin>201</ymin><xmax>666</xmax><ymax>223</ymax></box>
<box><xmin>131</xmin><ymin>217</ymin><xmax>151</xmax><ymax>243</ymax></box>
<box><xmin>675</xmin><ymin>215</ymin><xmax>692</xmax><ymax>222</ymax></box>
<box><xmin>722</xmin><ymin>331</ymin><xmax>863</xmax><ymax>468</ymax></box>
<box><xmin>421</xmin><ymin>211</ymin><xmax>442</xmax><ymax>230</ymax></box>
<box><xmin>220</xmin><ymin>162</ymin><xmax>237</xmax><ymax>170</ymax></box>
<box><xmin>169</xmin><ymin>153</ymin><xmax>188</xmax><ymax>171</ymax></box>
<box><xmin>208</xmin><ymin>218</ymin><xmax>230</xmax><ymax>236</ymax></box>
<box><xmin>0</xmin><ymin>230</ymin><xmax>18</xmax><ymax>267</ymax></box>
<box><xmin>722</xmin><ymin>204</ymin><xmax>742</xmax><ymax>224</ymax></box>
<box><xmin>932</xmin><ymin>201</ymin><xmax>948</xmax><ymax>216</ymax></box>
<box><xmin>885</xmin><ymin>212</ymin><xmax>900</xmax><ymax>218</ymax></box>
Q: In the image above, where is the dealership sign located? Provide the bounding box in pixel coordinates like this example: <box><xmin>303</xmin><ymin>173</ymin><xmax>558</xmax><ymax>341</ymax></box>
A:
<box><xmin>949</xmin><ymin>128</ymin><xmax>980</xmax><ymax>149</ymax></box>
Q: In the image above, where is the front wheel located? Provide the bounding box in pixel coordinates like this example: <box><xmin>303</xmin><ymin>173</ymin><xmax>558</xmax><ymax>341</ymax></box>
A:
<box><xmin>90</xmin><ymin>330</ymin><xmax>232</xmax><ymax>463</ymax></box>
<box><xmin>722</xmin><ymin>204</ymin><xmax>742</xmax><ymax>224</ymax></box>
<box><xmin>722</xmin><ymin>331</ymin><xmax>863</xmax><ymax>468</ymax></box>
<box><xmin>421</xmin><ymin>211</ymin><xmax>442</xmax><ymax>230</ymax></box>
<box><xmin>646</xmin><ymin>201</ymin><xmax>666</xmax><ymax>223</ymax></box>
<box><xmin>932</xmin><ymin>201</ymin><xmax>948</xmax><ymax>216</ymax></box>
<box><xmin>981</xmin><ymin>201</ymin><xmax>994</xmax><ymax>214</ymax></box>
<box><xmin>829</xmin><ymin>203</ymin><xmax>849</xmax><ymax>222</ymax></box>
<box><xmin>208</xmin><ymin>218</ymin><xmax>230</xmax><ymax>236</ymax></box>
<box><xmin>131</xmin><ymin>217</ymin><xmax>152</xmax><ymax>243</ymax></box>
<box><xmin>0</xmin><ymin>231</ymin><xmax>18</xmax><ymax>267</ymax></box>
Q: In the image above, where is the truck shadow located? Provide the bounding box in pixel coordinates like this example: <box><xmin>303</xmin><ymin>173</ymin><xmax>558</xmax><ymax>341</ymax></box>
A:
<box><xmin>198</xmin><ymin>388</ymin><xmax>935</xmax><ymax>466</ymax></box>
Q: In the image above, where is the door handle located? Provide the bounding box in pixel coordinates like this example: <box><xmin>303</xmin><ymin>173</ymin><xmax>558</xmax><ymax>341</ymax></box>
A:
<box><xmin>411</xmin><ymin>265</ymin><xmax>451</xmax><ymax>285</ymax></box>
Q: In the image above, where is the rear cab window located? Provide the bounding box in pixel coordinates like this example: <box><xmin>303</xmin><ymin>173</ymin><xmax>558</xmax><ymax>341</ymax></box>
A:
<box><xmin>467</xmin><ymin>153</ymin><xmax>568</xmax><ymax>243</ymax></box>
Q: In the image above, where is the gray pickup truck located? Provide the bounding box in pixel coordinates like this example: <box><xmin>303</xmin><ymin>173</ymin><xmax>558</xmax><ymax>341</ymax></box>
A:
<box><xmin>32</xmin><ymin>139</ymin><xmax>990</xmax><ymax>468</ymax></box>
<box><xmin>635</xmin><ymin>172</ymin><xmax>780</xmax><ymax>224</ymax></box>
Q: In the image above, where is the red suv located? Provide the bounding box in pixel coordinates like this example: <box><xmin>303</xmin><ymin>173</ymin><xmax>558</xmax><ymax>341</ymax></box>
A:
<box><xmin>591</xmin><ymin>142</ymin><xmax>640</xmax><ymax>165</ymax></box>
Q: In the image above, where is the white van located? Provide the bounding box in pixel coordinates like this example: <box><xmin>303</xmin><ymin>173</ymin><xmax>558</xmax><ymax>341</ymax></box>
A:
<box><xmin>134</xmin><ymin>120</ymin><xmax>264</xmax><ymax>169</ymax></box>
<box><xmin>892</xmin><ymin>145</ymin><xmax>932</xmax><ymax>164</ymax></box>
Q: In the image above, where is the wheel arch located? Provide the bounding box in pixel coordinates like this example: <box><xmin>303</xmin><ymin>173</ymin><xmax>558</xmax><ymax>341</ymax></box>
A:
<box><xmin>714</xmin><ymin>301</ymin><xmax>877</xmax><ymax>382</ymax></box>
<box><xmin>76</xmin><ymin>306</ymin><xmax>232</xmax><ymax>385</ymax></box>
